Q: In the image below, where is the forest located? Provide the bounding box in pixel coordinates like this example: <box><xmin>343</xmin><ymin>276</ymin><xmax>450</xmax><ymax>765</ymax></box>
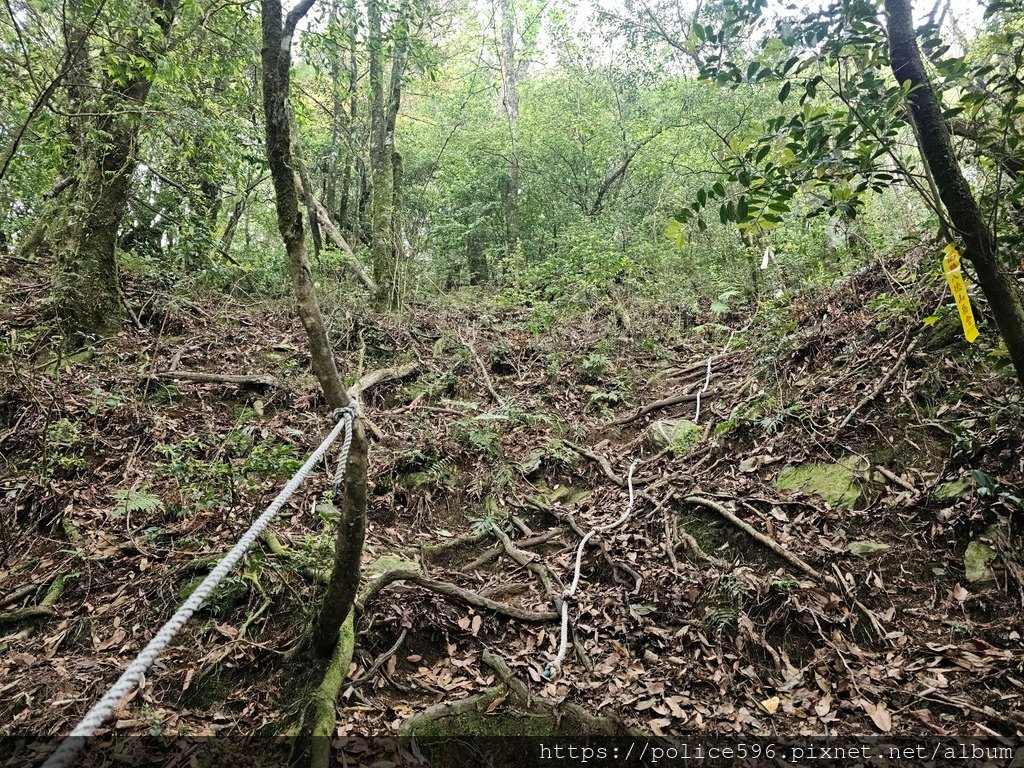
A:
<box><xmin>1</xmin><ymin>0</ymin><xmax>1024</xmax><ymax>763</ymax></box>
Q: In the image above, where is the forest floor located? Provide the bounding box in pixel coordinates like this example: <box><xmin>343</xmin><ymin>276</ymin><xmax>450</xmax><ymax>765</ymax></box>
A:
<box><xmin>2</xmin><ymin>249</ymin><xmax>1023</xmax><ymax>766</ymax></box>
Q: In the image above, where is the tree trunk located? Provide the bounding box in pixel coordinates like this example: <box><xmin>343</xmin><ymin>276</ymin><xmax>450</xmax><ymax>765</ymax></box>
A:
<box><xmin>50</xmin><ymin>0</ymin><xmax>178</xmax><ymax>341</ymax></box>
<box><xmin>367</xmin><ymin>0</ymin><xmax>411</xmax><ymax>309</ymax></box>
<box><xmin>886</xmin><ymin>0</ymin><xmax>1024</xmax><ymax>383</ymax></box>
<box><xmin>497</xmin><ymin>0</ymin><xmax>520</xmax><ymax>271</ymax></box>
<box><xmin>260</xmin><ymin>0</ymin><xmax>368</xmax><ymax>659</ymax></box>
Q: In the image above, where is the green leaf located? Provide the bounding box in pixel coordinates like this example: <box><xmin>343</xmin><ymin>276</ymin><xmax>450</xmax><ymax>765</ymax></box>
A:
<box><xmin>779</xmin><ymin>81</ymin><xmax>791</xmax><ymax>102</ymax></box>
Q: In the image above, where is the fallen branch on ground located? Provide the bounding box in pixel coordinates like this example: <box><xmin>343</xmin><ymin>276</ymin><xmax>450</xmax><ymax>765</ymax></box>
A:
<box><xmin>347</xmin><ymin>361</ymin><xmax>420</xmax><ymax>399</ymax></box>
<box><xmin>150</xmin><ymin>370</ymin><xmax>283</xmax><ymax>387</ymax></box>
<box><xmin>685</xmin><ymin>496</ymin><xmax>885</xmax><ymax>641</ymax></box>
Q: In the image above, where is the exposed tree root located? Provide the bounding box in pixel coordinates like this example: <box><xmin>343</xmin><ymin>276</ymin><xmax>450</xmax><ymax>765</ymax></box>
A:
<box><xmin>837</xmin><ymin>335</ymin><xmax>919</xmax><ymax>432</ymax></box>
<box><xmin>615</xmin><ymin>391</ymin><xmax>701</xmax><ymax>425</ymax></box>
<box><xmin>400</xmin><ymin>685</ymin><xmax>506</xmax><ymax>735</ymax></box>
<box><xmin>399</xmin><ymin>649</ymin><xmax>633</xmax><ymax>739</ymax></box>
<box><xmin>420</xmin><ymin>529</ymin><xmax>490</xmax><ymax>567</ymax></box>
<box><xmin>1</xmin><ymin>579</ymin><xmax>46</xmax><ymax>609</ymax></box>
<box><xmin>489</xmin><ymin>524</ymin><xmax>563</xmax><ymax>610</ymax></box>
<box><xmin>467</xmin><ymin>527</ymin><xmax>562</xmax><ymax>573</ymax></box>
<box><xmin>0</xmin><ymin>574</ymin><xmax>67</xmax><ymax>629</ymax></box>
<box><xmin>562</xmin><ymin>440</ymin><xmax>625</xmax><ymax>486</ymax></box>
<box><xmin>350</xmin><ymin>628</ymin><xmax>407</xmax><ymax>687</ymax></box>
<box><xmin>356</xmin><ymin>568</ymin><xmax>559</xmax><ymax>622</ymax></box>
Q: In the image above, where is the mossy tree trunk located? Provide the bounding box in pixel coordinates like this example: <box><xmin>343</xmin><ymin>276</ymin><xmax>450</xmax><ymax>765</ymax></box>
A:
<box><xmin>886</xmin><ymin>0</ymin><xmax>1024</xmax><ymax>384</ymax></box>
<box><xmin>260</xmin><ymin>0</ymin><xmax>368</xmax><ymax>659</ymax></box>
<box><xmin>367</xmin><ymin>0</ymin><xmax>411</xmax><ymax>309</ymax></box>
<box><xmin>50</xmin><ymin>0</ymin><xmax>178</xmax><ymax>341</ymax></box>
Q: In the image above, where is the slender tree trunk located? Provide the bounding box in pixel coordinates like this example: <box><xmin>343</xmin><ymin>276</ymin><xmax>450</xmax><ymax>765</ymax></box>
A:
<box><xmin>260</xmin><ymin>0</ymin><xmax>368</xmax><ymax>659</ymax></box>
<box><xmin>497</xmin><ymin>0</ymin><xmax>520</xmax><ymax>273</ymax></box>
<box><xmin>886</xmin><ymin>0</ymin><xmax>1024</xmax><ymax>383</ymax></box>
<box><xmin>367</xmin><ymin>0</ymin><xmax>391</xmax><ymax>305</ymax></box>
<box><xmin>367</xmin><ymin>0</ymin><xmax>411</xmax><ymax>309</ymax></box>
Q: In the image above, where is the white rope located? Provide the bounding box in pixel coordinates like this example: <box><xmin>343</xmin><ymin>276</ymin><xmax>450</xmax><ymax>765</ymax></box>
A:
<box><xmin>545</xmin><ymin>460</ymin><xmax>638</xmax><ymax>679</ymax></box>
<box><xmin>693</xmin><ymin>356</ymin><xmax>713</xmax><ymax>423</ymax></box>
<box><xmin>694</xmin><ymin>320</ymin><xmax>751</xmax><ymax>424</ymax></box>
<box><xmin>41</xmin><ymin>406</ymin><xmax>358</xmax><ymax>768</ymax></box>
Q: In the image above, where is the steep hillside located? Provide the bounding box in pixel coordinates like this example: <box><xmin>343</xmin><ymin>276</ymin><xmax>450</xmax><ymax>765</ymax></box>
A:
<box><xmin>2</xmin><ymin>247</ymin><xmax>1023</xmax><ymax>766</ymax></box>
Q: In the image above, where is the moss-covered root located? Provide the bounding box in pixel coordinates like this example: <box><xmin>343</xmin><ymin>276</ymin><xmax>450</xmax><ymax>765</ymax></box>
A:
<box><xmin>400</xmin><ymin>686</ymin><xmax>507</xmax><ymax>736</ymax></box>
<box><xmin>308</xmin><ymin>610</ymin><xmax>356</xmax><ymax>768</ymax></box>
<box><xmin>0</xmin><ymin>574</ymin><xmax>68</xmax><ymax>629</ymax></box>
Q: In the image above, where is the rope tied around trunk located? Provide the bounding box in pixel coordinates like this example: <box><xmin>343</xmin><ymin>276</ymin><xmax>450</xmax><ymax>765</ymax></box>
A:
<box><xmin>41</xmin><ymin>405</ymin><xmax>359</xmax><ymax>768</ymax></box>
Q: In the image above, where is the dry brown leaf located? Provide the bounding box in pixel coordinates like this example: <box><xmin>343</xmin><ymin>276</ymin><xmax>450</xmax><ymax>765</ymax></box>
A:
<box><xmin>859</xmin><ymin>698</ymin><xmax>892</xmax><ymax>732</ymax></box>
<box><xmin>815</xmin><ymin>693</ymin><xmax>832</xmax><ymax>717</ymax></box>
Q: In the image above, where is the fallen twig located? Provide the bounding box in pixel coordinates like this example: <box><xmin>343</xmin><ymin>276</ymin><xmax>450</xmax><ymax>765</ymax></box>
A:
<box><xmin>685</xmin><ymin>496</ymin><xmax>822</xmax><ymax>579</ymax></box>
<box><xmin>685</xmin><ymin>496</ymin><xmax>885</xmax><ymax>641</ymax></box>
<box><xmin>459</xmin><ymin>332</ymin><xmax>504</xmax><ymax>405</ymax></box>
<box><xmin>875</xmin><ymin>465</ymin><xmax>916</xmax><ymax>493</ymax></box>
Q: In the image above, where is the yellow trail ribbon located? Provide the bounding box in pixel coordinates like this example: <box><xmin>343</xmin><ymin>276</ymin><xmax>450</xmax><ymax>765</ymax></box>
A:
<box><xmin>942</xmin><ymin>244</ymin><xmax>979</xmax><ymax>343</ymax></box>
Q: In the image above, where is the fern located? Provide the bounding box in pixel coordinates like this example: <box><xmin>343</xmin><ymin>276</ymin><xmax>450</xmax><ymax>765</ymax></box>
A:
<box><xmin>425</xmin><ymin>455</ymin><xmax>456</xmax><ymax>486</ymax></box>
<box><xmin>112</xmin><ymin>488</ymin><xmax>164</xmax><ymax>518</ymax></box>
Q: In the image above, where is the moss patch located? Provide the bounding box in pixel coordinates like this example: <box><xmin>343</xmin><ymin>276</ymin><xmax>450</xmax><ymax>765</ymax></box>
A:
<box><xmin>776</xmin><ymin>457</ymin><xmax>867</xmax><ymax>509</ymax></box>
<box><xmin>644</xmin><ymin>418</ymin><xmax>703</xmax><ymax>455</ymax></box>
<box><xmin>964</xmin><ymin>525</ymin><xmax>999</xmax><ymax>584</ymax></box>
<box><xmin>365</xmin><ymin>553</ymin><xmax>418</xmax><ymax>577</ymax></box>
<box><xmin>934</xmin><ymin>480</ymin><xmax>969</xmax><ymax>501</ymax></box>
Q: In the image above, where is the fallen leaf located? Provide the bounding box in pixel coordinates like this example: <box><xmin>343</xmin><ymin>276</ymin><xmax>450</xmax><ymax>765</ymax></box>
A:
<box><xmin>759</xmin><ymin>696</ymin><xmax>780</xmax><ymax>715</ymax></box>
<box><xmin>815</xmin><ymin>693</ymin><xmax>832</xmax><ymax>718</ymax></box>
<box><xmin>860</xmin><ymin>698</ymin><xmax>892</xmax><ymax>732</ymax></box>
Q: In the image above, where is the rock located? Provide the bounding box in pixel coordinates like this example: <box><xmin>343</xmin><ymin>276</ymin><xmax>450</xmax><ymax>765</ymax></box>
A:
<box><xmin>644</xmin><ymin>418</ymin><xmax>704</xmax><ymax>455</ymax></box>
<box><xmin>964</xmin><ymin>525</ymin><xmax>999</xmax><ymax>583</ymax></box>
<box><xmin>848</xmin><ymin>540</ymin><xmax>891</xmax><ymax>556</ymax></box>
<box><xmin>776</xmin><ymin>457</ymin><xmax>867</xmax><ymax>509</ymax></box>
